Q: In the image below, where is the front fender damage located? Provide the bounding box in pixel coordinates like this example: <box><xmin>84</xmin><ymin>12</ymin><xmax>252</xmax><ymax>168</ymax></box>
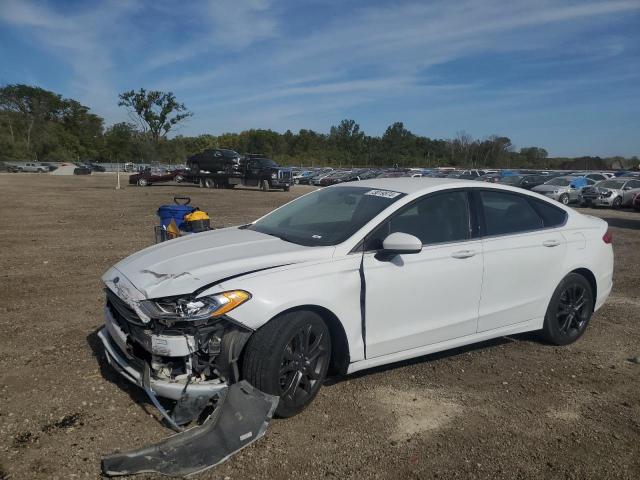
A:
<box><xmin>102</xmin><ymin>381</ymin><xmax>279</xmax><ymax>477</ymax></box>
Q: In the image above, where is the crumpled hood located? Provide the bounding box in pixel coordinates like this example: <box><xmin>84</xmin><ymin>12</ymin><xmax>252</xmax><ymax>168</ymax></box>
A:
<box><xmin>102</xmin><ymin>227</ymin><xmax>334</xmax><ymax>299</ymax></box>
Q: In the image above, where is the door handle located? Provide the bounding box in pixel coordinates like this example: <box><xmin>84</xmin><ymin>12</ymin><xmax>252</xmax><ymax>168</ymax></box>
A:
<box><xmin>451</xmin><ymin>250</ymin><xmax>476</xmax><ymax>259</ymax></box>
<box><xmin>543</xmin><ymin>239</ymin><xmax>561</xmax><ymax>247</ymax></box>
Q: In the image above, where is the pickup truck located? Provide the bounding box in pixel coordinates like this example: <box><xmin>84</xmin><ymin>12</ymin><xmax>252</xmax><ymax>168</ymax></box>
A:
<box><xmin>185</xmin><ymin>151</ymin><xmax>293</xmax><ymax>191</ymax></box>
<box><xmin>8</xmin><ymin>162</ymin><xmax>49</xmax><ymax>173</ymax></box>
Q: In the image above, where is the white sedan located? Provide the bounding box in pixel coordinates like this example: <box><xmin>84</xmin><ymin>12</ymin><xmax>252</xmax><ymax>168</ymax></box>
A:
<box><xmin>100</xmin><ymin>178</ymin><xmax>614</xmax><ymax>420</ymax></box>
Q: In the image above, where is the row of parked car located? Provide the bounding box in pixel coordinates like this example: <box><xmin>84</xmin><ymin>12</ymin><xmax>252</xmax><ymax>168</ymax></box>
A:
<box><xmin>291</xmin><ymin>166</ymin><xmax>640</xmax><ymax>210</ymax></box>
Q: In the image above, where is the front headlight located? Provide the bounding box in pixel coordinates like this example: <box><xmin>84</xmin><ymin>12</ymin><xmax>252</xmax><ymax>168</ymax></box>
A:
<box><xmin>145</xmin><ymin>290</ymin><xmax>251</xmax><ymax>322</ymax></box>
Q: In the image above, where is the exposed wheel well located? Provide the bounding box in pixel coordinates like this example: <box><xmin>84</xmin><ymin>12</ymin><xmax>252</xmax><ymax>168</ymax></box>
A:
<box><xmin>570</xmin><ymin>268</ymin><xmax>597</xmax><ymax>308</ymax></box>
<box><xmin>257</xmin><ymin>305</ymin><xmax>350</xmax><ymax>376</ymax></box>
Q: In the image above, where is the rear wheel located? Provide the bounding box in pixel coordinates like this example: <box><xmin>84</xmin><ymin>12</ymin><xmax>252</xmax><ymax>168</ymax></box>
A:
<box><xmin>204</xmin><ymin>178</ymin><xmax>215</xmax><ymax>189</ymax></box>
<box><xmin>242</xmin><ymin>311</ymin><xmax>331</xmax><ymax>418</ymax></box>
<box><xmin>559</xmin><ymin>193</ymin><xmax>569</xmax><ymax>205</ymax></box>
<box><xmin>137</xmin><ymin>178</ymin><xmax>148</xmax><ymax>187</ymax></box>
<box><xmin>612</xmin><ymin>197</ymin><xmax>622</xmax><ymax>209</ymax></box>
<box><xmin>541</xmin><ymin>273</ymin><xmax>594</xmax><ymax>345</ymax></box>
<box><xmin>174</xmin><ymin>174</ymin><xmax>184</xmax><ymax>183</ymax></box>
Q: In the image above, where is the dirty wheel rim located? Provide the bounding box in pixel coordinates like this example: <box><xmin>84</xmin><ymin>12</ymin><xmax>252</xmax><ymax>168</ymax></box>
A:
<box><xmin>279</xmin><ymin>323</ymin><xmax>329</xmax><ymax>404</ymax></box>
<box><xmin>556</xmin><ymin>284</ymin><xmax>589</xmax><ymax>336</ymax></box>
<box><xmin>561</xmin><ymin>194</ymin><xmax>569</xmax><ymax>205</ymax></box>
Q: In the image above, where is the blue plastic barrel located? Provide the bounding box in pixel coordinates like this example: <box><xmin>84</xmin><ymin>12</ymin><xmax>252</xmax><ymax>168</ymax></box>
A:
<box><xmin>157</xmin><ymin>204</ymin><xmax>195</xmax><ymax>229</ymax></box>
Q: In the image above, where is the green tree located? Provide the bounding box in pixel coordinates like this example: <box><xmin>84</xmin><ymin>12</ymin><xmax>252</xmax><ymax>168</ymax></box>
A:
<box><xmin>329</xmin><ymin>119</ymin><xmax>365</xmax><ymax>165</ymax></box>
<box><xmin>118</xmin><ymin>89</ymin><xmax>193</xmax><ymax>142</ymax></box>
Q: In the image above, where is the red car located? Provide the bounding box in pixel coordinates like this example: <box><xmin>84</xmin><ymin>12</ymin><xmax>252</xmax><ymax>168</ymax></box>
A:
<box><xmin>129</xmin><ymin>168</ymin><xmax>185</xmax><ymax>187</ymax></box>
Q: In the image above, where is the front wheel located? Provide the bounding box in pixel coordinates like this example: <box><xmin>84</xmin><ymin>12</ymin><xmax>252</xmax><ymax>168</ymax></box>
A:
<box><xmin>559</xmin><ymin>193</ymin><xmax>570</xmax><ymax>205</ymax></box>
<box><xmin>540</xmin><ymin>273</ymin><xmax>594</xmax><ymax>346</ymax></box>
<box><xmin>137</xmin><ymin>178</ymin><xmax>148</xmax><ymax>187</ymax></box>
<box><xmin>283</xmin><ymin>186</ymin><xmax>290</xmax><ymax>192</ymax></box>
<box><xmin>242</xmin><ymin>311</ymin><xmax>331</xmax><ymax>418</ymax></box>
<box><xmin>174</xmin><ymin>174</ymin><xmax>184</xmax><ymax>183</ymax></box>
<box><xmin>612</xmin><ymin>197</ymin><xmax>622</xmax><ymax>209</ymax></box>
<box><xmin>260</xmin><ymin>179</ymin><xmax>270</xmax><ymax>192</ymax></box>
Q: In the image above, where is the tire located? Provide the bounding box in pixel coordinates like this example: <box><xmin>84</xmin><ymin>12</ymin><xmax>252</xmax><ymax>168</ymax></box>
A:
<box><xmin>559</xmin><ymin>193</ymin><xmax>569</xmax><ymax>206</ymax></box>
<box><xmin>540</xmin><ymin>273</ymin><xmax>594</xmax><ymax>346</ymax></box>
<box><xmin>260</xmin><ymin>179</ymin><xmax>270</xmax><ymax>192</ymax></box>
<box><xmin>174</xmin><ymin>174</ymin><xmax>184</xmax><ymax>183</ymax></box>
<box><xmin>612</xmin><ymin>197</ymin><xmax>622</xmax><ymax>209</ymax></box>
<box><xmin>283</xmin><ymin>186</ymin><xmax>290</xmax><ymax>192</ymax></box>
<box><xmin>242</xmin><ymin>311</ymin><xmax>331</xmax><ymax>418</ymax></box>
<box><xmin>204</xmin><ymin>178</ymin><xmax>215</xmax><ymax>189</ymax></box>
<box><xmin>137</xmin><ymin>178</ymin><xmax>148</xmax><ymax>187</ymax></box>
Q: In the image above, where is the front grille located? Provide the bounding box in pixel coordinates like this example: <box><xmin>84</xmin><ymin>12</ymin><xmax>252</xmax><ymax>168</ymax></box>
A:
<box><xmin>105</xmin><ymin>288</ymin><xmax>145</xmax><ymax>327</ymax></box>
<box><xmin>279</xmin><ymin>170</ymin><xmax>292</xmax><ymax>181</ymax></box>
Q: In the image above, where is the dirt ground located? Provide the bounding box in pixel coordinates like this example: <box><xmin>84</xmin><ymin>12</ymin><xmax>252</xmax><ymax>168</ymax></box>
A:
<box><xmin>1</xmin><ymin>173</ymin><xmax>639</xmax><ymax>480</ymax></box>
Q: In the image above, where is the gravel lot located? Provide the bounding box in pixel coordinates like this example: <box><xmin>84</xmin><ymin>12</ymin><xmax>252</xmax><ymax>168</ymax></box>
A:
<box><xmin>1</xmin><ymin>174</ymin><xmax>639</xmax><ymax>480</ymax></box>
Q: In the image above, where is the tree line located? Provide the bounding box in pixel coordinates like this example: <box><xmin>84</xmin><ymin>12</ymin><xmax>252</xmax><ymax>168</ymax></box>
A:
<box><xmin>0</xmin><ymin>84</ymin><xmax>637</xmax><ymax>170</ymax></box>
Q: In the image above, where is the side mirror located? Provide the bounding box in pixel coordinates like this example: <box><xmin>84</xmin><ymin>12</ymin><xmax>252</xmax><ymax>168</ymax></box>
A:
<box><xmin>376</xmin><ymin>232</ymin><xmax>422</xmax><ymax>260</ymax></box>
<box><xmin>622</xmin><ymin>186</ymin><xmax>632</xmax><ymax>191</ymax></box>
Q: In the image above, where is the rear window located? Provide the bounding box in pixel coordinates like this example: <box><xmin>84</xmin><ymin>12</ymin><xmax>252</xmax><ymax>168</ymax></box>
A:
<box><xmin>529</xmin><ymin>199</ymin><xmax>567</xmax><ymax>228</ymax></box>
<box><xmin>480</xmin><ymin>191</ymin><xmax>543</xmax><ymax>236</ymax></box>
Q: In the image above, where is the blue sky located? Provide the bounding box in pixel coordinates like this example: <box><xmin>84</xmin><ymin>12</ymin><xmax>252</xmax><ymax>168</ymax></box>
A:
<box><xmin>0</xmin><ymin>0</ymin><xmax>639</xmax><ymax>157</ymax></box>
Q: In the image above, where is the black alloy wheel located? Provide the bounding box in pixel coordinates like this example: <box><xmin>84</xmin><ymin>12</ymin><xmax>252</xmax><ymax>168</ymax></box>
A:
<box><xmin>541</xmin><ymin>273</ymin><xmax>594</xmax><ymax>345</ymax></box>
<box><xmin>242</xmin><ymin>311</ymin><xmax>331</xmax><ymax>417</ymax></box>
<box><xmin>278</xmin><ymin>322</ymin><xmax>329</xmax><ymax>408</ymax></box>
<box><xmin>556</xmin><ymin>284</ymin><xmax>590</xmax><ymax>336</ymax></box>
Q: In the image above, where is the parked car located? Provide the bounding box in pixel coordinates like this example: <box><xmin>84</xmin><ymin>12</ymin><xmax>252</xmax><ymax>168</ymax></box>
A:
<box><xmin>448</xmin><ymin>169</ymin><xmax>485</xmax><ymax>179</ymax></box>
<box><xmin>73</xmin><ymin>165</ymin><xmax>92</xmax><ymax>175</ymax></box>
<box><xmin>87</xmin><ymin>163</ymin><xmax>106</xmax><ymax>172</ymax></box>
<box><xmin>100</xmin><ymin>178</ymin><xmax>613</xmax><ymax>439</ymax></box>
<box><xmin>532</xmin><ymin>176</ymin><xmax>596</xmax><ymax>205</ymax></box>
<box><xmin>9</xmin><ymin>162</ymin><xmax>49</xmax><ymax>173</ymax></box>
<box><xmin>579</xmin><ymin>178</ymin><xmax>640</xmax><ymax>208</ymax></box>
<box><xmin>319</xmin><ymin>170</ymin><xmax>353</xmax><ymax>186</ymax></box>
<box><xmin>129</xmin><ymin>168</ymin><xmax>179</xmax><ymax>186</ymax></box>
<box><xmin>619</xmin><ymin>172</ymin><xmax>640</xmax><ymax>179</ymax></box>
<box><xmin>476</xmin><ymin>173</ymin><xmax>502</xmax><ymax>183</ymax></box>
<box><xmin>499</xmin><ymin>174</ymin><xmax>549</xmax><ymax>190</ymax></box>
<box><xmin>298</xmin><ymin>169</ymin><xmax>332</xmax><ymax>185</ymax></box>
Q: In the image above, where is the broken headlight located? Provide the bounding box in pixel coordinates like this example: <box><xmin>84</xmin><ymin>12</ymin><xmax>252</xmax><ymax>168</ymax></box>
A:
<box><xmin>146</xmin><ymin>290</ymin><xmax>251</xmax><ymax>322</ymax></box>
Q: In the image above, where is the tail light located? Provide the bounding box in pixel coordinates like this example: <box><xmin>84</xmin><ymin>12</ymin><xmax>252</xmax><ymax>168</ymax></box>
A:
<box><xmin>602</xmin><ymin>229</ymin><xmax>613</xmax><ymax>244</ymax></box>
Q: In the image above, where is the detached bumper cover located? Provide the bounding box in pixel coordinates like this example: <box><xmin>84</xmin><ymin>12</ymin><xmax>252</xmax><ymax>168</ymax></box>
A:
<box><xmin>102</xmin><ymin>381</ymin><xmax>279</xmax><ymax>477</ymax></box>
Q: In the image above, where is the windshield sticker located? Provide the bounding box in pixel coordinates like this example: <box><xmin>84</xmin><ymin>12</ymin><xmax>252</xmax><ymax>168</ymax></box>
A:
<box><xmin>365</xmin><ymin>189</ymin><xmax>402</xmax><ymax>199</ymax></box>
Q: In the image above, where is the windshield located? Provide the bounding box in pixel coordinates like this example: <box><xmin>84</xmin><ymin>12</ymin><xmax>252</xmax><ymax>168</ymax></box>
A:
<box><xmin>545</xmin><ymin>177</ymin><xmax>572</xmax><ymax>186</ymax></box>
<box><xmin>598</xmin><ymin>180</ymin><xmax>626</xmax><ymax>189</ymax></box>
<box><xmin>247</xmin><ymin>186</ymin><xmax>406</xmax><ymax>246</ymax></box>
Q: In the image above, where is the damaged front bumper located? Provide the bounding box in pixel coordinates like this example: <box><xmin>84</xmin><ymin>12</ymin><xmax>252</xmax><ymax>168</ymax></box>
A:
<box><xmin>99</xmin><ymin>308</ymin><xmax>228</xmax><ymax>402</ymax></box>
<box><xmin>98</xmin><ymin>288</ymin><xmax>279</xmax><ymax>476</ymax></box>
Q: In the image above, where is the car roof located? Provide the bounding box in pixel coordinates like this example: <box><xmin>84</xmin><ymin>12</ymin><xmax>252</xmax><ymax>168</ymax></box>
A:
<box><xmin>332</xmin><ymin>177</ymin><xmax>470</xmax><ymax>194</ymax></box>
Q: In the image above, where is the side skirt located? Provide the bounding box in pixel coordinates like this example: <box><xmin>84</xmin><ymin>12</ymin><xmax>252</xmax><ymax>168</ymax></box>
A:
<box><xmin>346</xmin><ymin>317</ymin><xmax>543</xmax><ymax>374</ymax></box>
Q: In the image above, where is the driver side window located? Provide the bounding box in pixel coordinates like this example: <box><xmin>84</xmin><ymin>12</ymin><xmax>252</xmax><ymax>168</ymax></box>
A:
<box><xmin>366</xmin><ymin>191</ymin><xmax>471</xmax><ymax>250</ymax></box>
